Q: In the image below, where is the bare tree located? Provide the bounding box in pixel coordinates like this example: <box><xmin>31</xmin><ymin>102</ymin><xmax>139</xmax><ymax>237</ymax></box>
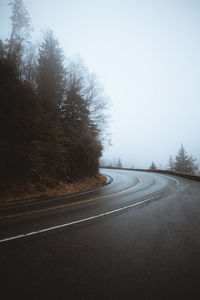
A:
<box><xmin>65</xmin><ymin>58</ymin><xmax>110</xmax><ymax>144</ymax></box>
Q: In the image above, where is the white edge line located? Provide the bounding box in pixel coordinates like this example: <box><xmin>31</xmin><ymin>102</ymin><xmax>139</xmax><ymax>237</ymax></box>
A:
<box><xmin>0</xmin><ymin>196</ymin><xmax>156</xmax><ymax>244</ymax></box>
<box><xmin>161</xmin><ymin>174</ymin><xmax>180</xmax><ymax>186</ymax></box>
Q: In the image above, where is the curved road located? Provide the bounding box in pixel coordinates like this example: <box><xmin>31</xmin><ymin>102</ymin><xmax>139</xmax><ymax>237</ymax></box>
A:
<box><xmin>0</xmin><ymin>168</ymin><xmax>200</xmax><ymax>299</ymax></box>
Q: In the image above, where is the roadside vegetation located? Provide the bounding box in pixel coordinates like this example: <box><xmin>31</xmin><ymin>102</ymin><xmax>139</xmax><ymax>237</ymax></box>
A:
<box><xmin>101</xmin><ymin>145</ymin><xmax>199</xmax><ymax>175</ymax></box>
<box><xmin>168</xmin><ymin>144</ymin><xmax>198</xmax><ymax>174</ymax></box>
<box><xmin>0</xmin><ymin>0</ymin><xmax>109</xmax><ymax>200</ymax></box>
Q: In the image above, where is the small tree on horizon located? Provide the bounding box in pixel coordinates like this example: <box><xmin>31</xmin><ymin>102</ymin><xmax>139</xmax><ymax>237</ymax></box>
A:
<box><xmin>173</xmin><ymin>145</ymin><xmax>198</xmax><ymax>174</ymax></box>
<box><xmin>168</xmin><ymin>155</ymin><xmax>175</xmax><ymax>171</ymax></box>
<box><xmin>149</xmin><ymin>161</ymin><xmax>157</xmax><ymax>170</ymax></box>
<box><xmin>116</xmin><ymin>158</ymin><xmax>122</xmax><ymax>168</ymax></box>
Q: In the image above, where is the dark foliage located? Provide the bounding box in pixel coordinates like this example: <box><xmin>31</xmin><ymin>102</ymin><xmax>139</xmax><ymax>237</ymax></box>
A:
<box><xmin>0</xmin><ymin>1</ymin><xmax>106</xmax><ymax>190</ymax></box>
<box><xmin>0</xmin><ymin>57</ymin><xmax>103</xmax><ymax>189</ymax></box>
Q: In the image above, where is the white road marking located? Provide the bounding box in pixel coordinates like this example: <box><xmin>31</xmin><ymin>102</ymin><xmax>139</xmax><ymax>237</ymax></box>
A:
<box><xmin>161</xmin><ymin>174</ymin><xmax>180</xmax><ymax>186</ymax></box>
<box><xmin>0</xmin><ymin>176</ymin><xmax>142</xmax><ymax>221</ymax></box>
<box><xmin>0</xmin><ymin>196</ymin><xmax>156</xmax><ymax>244</ymax></box>
<box><xmin>0</xmin><ymin>173</ymin><xmax>113</xmax><ymax>209</ymax></box>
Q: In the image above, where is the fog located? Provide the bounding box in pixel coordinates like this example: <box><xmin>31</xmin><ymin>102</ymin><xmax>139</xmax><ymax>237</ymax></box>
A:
<box><xmin>1</xmin><ymin>0</ymin><xmax>199</xmax><ymax>169</ymax></box>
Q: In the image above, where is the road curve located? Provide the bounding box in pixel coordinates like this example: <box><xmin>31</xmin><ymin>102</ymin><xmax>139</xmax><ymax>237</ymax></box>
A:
<box><xmin>0</xmin><ymin>168</ymin><xmax>200</xmax><ymax>299</ymax></box>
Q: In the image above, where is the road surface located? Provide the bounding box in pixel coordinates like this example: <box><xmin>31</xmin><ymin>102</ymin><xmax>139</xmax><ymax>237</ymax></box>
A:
<box><xmin>0</xmin><ymin>168</ymin><xmax>200</xmax><ymax>299</ymax></box>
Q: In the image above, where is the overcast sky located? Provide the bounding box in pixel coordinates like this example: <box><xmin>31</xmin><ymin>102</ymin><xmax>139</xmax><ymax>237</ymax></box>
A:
<box><xmin>0</xmin><ymin>0</ymin><xmax>199</xmax><ymax>168</ymax></box>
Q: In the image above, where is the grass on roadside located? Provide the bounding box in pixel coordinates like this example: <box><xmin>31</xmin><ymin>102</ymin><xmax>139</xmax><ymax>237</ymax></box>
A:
<box><xmin>0</xmin><ymin>174</ymin><xmax>106</xmax><ymax>206</ymax></box>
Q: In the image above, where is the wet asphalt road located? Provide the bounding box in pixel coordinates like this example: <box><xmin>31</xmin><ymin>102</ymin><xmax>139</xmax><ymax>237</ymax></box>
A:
<box><xmin>0</xmin><ymin>168</ymin><xmax>200</xmax><ymax>299</ymax></box>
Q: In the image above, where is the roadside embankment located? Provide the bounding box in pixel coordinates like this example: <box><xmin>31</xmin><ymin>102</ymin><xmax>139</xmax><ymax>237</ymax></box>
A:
<box><xmin>0</xmin><ymin>173</ymin><xmax>107</xmax><ymax>207</ymax></box>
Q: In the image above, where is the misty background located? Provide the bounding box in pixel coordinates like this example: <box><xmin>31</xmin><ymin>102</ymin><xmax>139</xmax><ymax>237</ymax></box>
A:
<box><xmin>0</xmin><ymin>0</ymin><xmax>199</xmax><ymax>169</ymax></box>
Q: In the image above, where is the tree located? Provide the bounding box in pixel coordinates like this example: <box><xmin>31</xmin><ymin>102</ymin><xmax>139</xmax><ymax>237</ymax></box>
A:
<box><xmin>23</xmin><ymin>43</ymin><xmax>37</xmax><ymax>87</ymax></box>
<box><xmin>0</xmin><ymin>59</ymin><xmax>41</xmax><ymax>183</ymax></box>
<box><xmin>149</xmin><ymin>162</ymin><xmax>157</xmax><ymax>170</ymax></box>
<box><xmin>168</xmin><ymin>155</ymin><xmax>174</xmax><ymax>171</ymax></box>
<box><xmin>0</xmin><ymin>1</ymin><xmax>110</xmax><ymax>195</ymax></box>
<box><xmin>84</xmin><ymin>72</ymin><xmax>110</xmax><ymax>145</ymax></box>
<box><xmin>37</xmin><ymin>30</ymin><xmax>66</xmax><ymax>107</ymax></box>
<box><xmin>174</xmin><ymin>145</ymin><xmax>198</xmax><ymax>174</ymax></box>
<box><xmin>116</xmin><ymin>158</ymin><xmax>122</xmax><ymax>168</ymax></box>
<box><xmin>62</xmin><ymin>60</ymin><xmax>103</xmax><ymax>177</ymax></box>
<box><xmin>64</xmin><ymin>58</ymin><xmax>110</xmax><ymax>146</ymax></box>
<box><xmin>9</xmin><ymin>0</ymin><xmax>31</xmax><ymax>42</ymax></box>
<box><xmin>0</xmin><ymin>40</ymin><xmax>6</xmax><ymax>61</ymax></box>
<box><xmin>6</xmin><ymin>0</ymin><xmax>32</xmax><ymax>75</ymax></box>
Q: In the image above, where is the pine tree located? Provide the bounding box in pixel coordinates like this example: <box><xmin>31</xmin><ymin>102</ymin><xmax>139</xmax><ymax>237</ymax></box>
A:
<box><xmin>37</xmin><ymin>30</ymin><xmax>66</xmax><ymax>108</ymax></box>
<box><xmin>0</xmin><ymin>1</ymin><xmax>109</xmax><ymax>194</ymax></box>
<box><xmin>6</xmin><ymin>0</ymin><xmax>32</xmax><ymax>74</ymax></box>
<box><xmin>149</xmin><ymin>162</ymin><xmax>157</xmax><ymax>170</ymax></box>
<box><xmin>168</xmin><ymin>155</ymin><xmax>174</xmax><ymax>171</ymax></box>
<box><xmin>116</xmin><ymin>158</ymin><xmax>122</xmax><ymax>168</ymax></box>
<box><xmin>174</xmin><ymin>145</ymin><xmax>198</xmax><ymax>174</ymax></box>
<box><xmin>0</xmin><ymin>40</ymin><xmax>5</xmax><ymax>61</ymax></box>
<box><xmin>23</xmin><ymin>44</ymin><xmax>37</xmax><ymax>86</ymax></box>
<box><xmin>0</xmin><ymin>59</ymin><xmax>41</xmax><ymax>183</ymax></box>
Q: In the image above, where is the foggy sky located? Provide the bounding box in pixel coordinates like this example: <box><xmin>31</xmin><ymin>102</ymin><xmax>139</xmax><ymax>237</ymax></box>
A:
<box><xmin>0</xmin><ymin>0</ymin><xmax>199</xmax><ymax>169</ymax></box>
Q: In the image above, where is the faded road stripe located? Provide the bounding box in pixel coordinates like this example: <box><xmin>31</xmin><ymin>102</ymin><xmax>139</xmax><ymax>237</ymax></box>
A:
<box><xmin>0</xmin><ymin>195</ymin><xmax>156</xmax><ymax>244</ymax></box>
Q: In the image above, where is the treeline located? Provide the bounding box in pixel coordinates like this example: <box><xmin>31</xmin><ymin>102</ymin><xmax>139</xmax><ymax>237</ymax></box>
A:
<box><xmin>167</xmin><ymin>144</ymin><xmax>198</xmax><ymax>174</ymax></box>
<box><xmin>100</xmin><ymin>145</ymin><xmax>199</xmax><ymax>174</ymax></box>
<box><xmin>0</xmin><ymin>0</ymin><xmax>108</xmax><ymax>190</ymax></box>
<box><xmin>149</xmin><ymin>145</ymin><xmax>198</xmax><ymax>173</ymax></box>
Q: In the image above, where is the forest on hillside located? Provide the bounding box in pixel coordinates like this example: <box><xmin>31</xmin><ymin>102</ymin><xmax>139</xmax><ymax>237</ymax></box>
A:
<box><xmin>0</xmin><ymin>0</ymin><xmax>109</xmax><ymax>193</ymax></box>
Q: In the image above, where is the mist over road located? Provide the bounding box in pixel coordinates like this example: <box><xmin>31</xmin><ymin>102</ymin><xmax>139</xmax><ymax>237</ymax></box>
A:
<box><xmin>1</xmin><ymin>169</ymin><xmax>200</xmax><ymax>299</ymax></box>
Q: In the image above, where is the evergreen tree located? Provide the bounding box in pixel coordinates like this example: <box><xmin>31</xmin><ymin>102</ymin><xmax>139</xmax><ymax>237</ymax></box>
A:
<box><xmin>168</xmin><ymin>155</ymin><xmax>174</xmax><ymax>171</ymax></box>
<box><xmin>0</xmin><ymin>40</ymin><xmax>5</xmax><ymax>61</ymax></box>
<box><xmin>149</xmin><ymin>162</ymin><xmax>157</xmax><ymax>170</ymax></box>
<box><xmin>174</xmin><ymin>145</ymin><xmax>198</xmax><ymax>174</ymax></box>
<box><xmin>6</xmin><ymin>0</ymin><xmax>32</xmax><ymax>75</ymax></box>
<box><xmin>37</xmin><ymin>30</ymin><xmax>66</xmax><ymax>108</ymax></box>
<box><xmin>23</xmin><ymin>44</ymin><xmax>37</xmax><ymax>86</ymax></box>
<box><xmin>116</xmin><ymin>158</ymin><xmax>122</xmax><ymax>168</ymax></box>
<box><xmin>0</xmin><ymin>1</ymin><xmax>109</xmax><ymax>195</ymax></box>
<box><xmin>0</xmin><ymin>59</ymin><xmax>41</xmax><ymax>183</ymax></box>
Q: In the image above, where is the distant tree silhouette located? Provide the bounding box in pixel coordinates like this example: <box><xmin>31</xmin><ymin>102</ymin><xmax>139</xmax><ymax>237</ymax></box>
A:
<box><xmin>23</xmin><ymin>44</ymin><xmax>37</xmax><ymax>86</ymax></box>
<box><xmin>37</xmin><ymin>30</ymin><xmax>66</xmax><ymax>108</ymax></box>
<box><xmin>168</xmin><ymin>155</ymin><xmax>174</xmax><ymax>171</ymax></box>
<box><xmin>6</xmin><ymin>0</ymin><xmax>32</xmax><ymax>76</ymax></box>
<box><xmin>173</xmin><ymin>145</ymin><xmax>198</xmax><ymax>174</ymax></box>
<box><xmin>116</xmin><ymin>158</ymin><xmax>122</xmax><ymax>168</ymax></box>
<box><xmin>149</xmin><ymin>162</ymin><xmax>157</xmax><ymax>170</ymax></box>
